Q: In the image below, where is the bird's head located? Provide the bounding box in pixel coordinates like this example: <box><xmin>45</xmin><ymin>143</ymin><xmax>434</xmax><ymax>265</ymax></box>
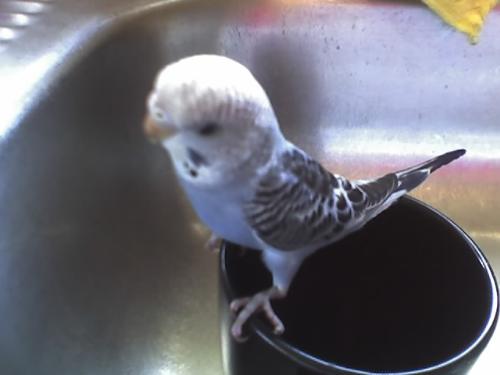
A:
<box><xmin>143</xmin><ymin>55</ymin><xmax>284</xmax><ymax>187</ymax></box>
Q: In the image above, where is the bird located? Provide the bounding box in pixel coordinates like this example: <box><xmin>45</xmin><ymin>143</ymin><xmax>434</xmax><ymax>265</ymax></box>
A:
<box><xmin>142</xmin><ymin>54</ymin><xmax>466</xmax><ymax>341</ymax></box>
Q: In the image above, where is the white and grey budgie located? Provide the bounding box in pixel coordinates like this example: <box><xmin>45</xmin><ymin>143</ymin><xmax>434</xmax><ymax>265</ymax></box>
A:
<box><xmin>142</xmin><ymin>54</ymin><xmax>465</xmax><ymax>341</ymax></box>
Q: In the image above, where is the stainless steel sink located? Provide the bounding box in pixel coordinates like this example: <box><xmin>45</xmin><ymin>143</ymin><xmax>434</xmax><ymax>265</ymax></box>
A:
<box><xmin>0</xmin><ymin>1</ymin><xmax>498</xmax><ymax>374</ymax></box>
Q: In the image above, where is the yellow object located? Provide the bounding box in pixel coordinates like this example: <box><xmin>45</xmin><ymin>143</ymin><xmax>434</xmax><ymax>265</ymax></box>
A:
<box><xmin>423</xmin><ymin>0</ymin><xmax>498</xmax><ymax>43</ymax></box>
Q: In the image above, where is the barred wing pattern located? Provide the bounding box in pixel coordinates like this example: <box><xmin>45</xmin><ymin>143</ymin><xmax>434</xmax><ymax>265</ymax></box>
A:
<box><xmin>244</xmin><ymin>148</ymin><xmax>389</xmax><ymax>251</ymax></box>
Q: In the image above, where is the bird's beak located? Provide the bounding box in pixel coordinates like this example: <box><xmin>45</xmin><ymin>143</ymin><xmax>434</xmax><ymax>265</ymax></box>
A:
<box><xmin>143</xmin><ymin>114</ymin><xmax>176</xmax><ymax>143</ymax></box>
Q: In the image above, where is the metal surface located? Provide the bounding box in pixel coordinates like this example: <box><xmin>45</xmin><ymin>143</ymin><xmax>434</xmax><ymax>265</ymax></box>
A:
<box><xmin>0</xmin><ymin>1</ymin><xmax>499</xmax><ymax>374</ymax></box>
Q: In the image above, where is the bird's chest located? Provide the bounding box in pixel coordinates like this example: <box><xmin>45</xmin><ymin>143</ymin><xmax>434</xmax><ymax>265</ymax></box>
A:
<box><xmin>179</xmin><ymin>178</ymin><xmax>260</xmax><ymax>249</ymax></box>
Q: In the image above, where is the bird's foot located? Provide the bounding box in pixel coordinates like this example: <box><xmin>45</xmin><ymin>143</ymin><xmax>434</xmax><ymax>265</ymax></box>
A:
<box><xmin>204</xmin><ymin>233</ymin><xmax>221</xmax><ymax>253</ymax></box>
<box><xmin>230</xmin><ymin>287</ymin><xmax>286</xmax><ymax>341</ymax></box>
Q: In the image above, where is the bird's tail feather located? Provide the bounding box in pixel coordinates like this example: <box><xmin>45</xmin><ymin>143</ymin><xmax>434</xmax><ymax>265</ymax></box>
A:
<box><xmin>395</xmin><ymin>149</ymin><xmax>466</xmax><ymax>193</ymax></box>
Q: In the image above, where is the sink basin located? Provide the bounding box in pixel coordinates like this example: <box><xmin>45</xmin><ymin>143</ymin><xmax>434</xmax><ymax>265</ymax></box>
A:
<box><xmin>0</xmin><ymin>1</ymin><xmax>498</xmax><ymax>374</ymax></box>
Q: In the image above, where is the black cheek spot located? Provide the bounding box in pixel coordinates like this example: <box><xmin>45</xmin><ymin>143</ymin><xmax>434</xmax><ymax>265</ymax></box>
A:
<box><xmin>187</xmin><ymin>148</ymin><xmax>208</xmax><ymax>167</ymax></box>
<box><xmin>199</xmin><ymin>122</ymin><xmax>219</xmax><ymax>136</ymax></box>
<box><xmin>189</xmin><ymin>169</ymin><xmax>198</xmax><ymax>178</ymax></box>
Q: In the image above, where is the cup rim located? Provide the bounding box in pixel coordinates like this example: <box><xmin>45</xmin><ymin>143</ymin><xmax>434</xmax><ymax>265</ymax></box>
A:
<box><xmin>220</xmin><ymin>196</ymin><xmax>499</xmax><ymax>375</ymax></box>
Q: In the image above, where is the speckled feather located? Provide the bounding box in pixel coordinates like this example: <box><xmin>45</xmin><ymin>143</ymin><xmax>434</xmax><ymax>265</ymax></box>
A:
<box><xmin>245</xmin><ymin>147</ymin><xmax>465</xmax><ymax>252</ymax></box>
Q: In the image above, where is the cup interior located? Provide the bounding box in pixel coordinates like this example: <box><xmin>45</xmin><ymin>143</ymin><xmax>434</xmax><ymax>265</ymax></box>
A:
<box><xmin>222</xmin><ymin>197</ymin><xmax>498</xmax><ymax>374</ymax></box>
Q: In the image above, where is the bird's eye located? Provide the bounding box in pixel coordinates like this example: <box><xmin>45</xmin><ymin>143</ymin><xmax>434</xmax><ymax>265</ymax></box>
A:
<box><xmin>199</xmin><ymin>122</ymin><xmax>219</xmax><ymax>136</ymax></box>
<box><xmin>152</xmin><ymin>109</ymin><xmax>166</xmax><ymax>122</ymax></box>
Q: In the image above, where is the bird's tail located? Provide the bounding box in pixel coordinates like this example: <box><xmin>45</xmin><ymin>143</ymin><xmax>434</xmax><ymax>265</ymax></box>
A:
<box><xmin>395</xmin><ymin>149</ymin><xmax>466</xmax><ymax>193</ymax></box>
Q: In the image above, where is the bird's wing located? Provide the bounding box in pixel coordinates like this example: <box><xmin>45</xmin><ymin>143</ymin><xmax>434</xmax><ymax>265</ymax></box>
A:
<box><xmin>244</xmin><ymin>148</ymin><xmax>466</xmax><ymax>252</ymax></box>
<box><xmin>354</xmin><ymin>148</ymin><xmax>467</xmax><ymax>215</ymax></box>
<box><xmin>354</xmin><ymin>174</ymin><xmax>399</xmax><ymax>211</ymax></box>
<box><xmin>244</xmin><ymin>147</ymin><xmax>371</xmax><ymax>251</ymax></box>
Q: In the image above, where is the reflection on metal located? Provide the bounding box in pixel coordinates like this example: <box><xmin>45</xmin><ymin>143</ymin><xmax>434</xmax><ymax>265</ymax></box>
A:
<box><xmin>0</xmin><ymin>1</ymin><xmax>55</xmax><ymax>135</ymax></box>
<box><xmin>0</xmin><ymin>26</ymin><xmax>16</xmax><ymax>41</ymax></box>
<box><xmin>1</xmin><ymin>0</ymin><xmax>48</xmax><ymax>15</ymax></box>
<box><xmin>0</xmin><ymin>51</ymin><xmax>59</xmax><ymax>139</ymax></box>
<box><xmin>0</xmin><ymin>1</ymin><xmax>51</xmax><ymax>42</ymax></box>
<box><xmin>0</xmin><ymin>12</ymin><xmax>30</xmax><ymax>27</ymax></box>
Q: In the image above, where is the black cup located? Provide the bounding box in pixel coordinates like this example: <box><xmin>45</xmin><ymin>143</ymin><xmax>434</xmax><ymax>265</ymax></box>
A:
<box><xmin>219</xmin><ymin>196</ymin><xmax>498</xmax><ymax>374</ymax></box>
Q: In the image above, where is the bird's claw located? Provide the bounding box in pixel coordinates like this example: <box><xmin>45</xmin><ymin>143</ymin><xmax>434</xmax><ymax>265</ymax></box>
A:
<box><xmin>204</xmin><ymin>233</ymin><xmax>221</xmax><ymax>253</ymax></box>
<box><xmin>230</xmin><ymin>287</ymin><xmax>285</xmax><ymax>341</ymax></box>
